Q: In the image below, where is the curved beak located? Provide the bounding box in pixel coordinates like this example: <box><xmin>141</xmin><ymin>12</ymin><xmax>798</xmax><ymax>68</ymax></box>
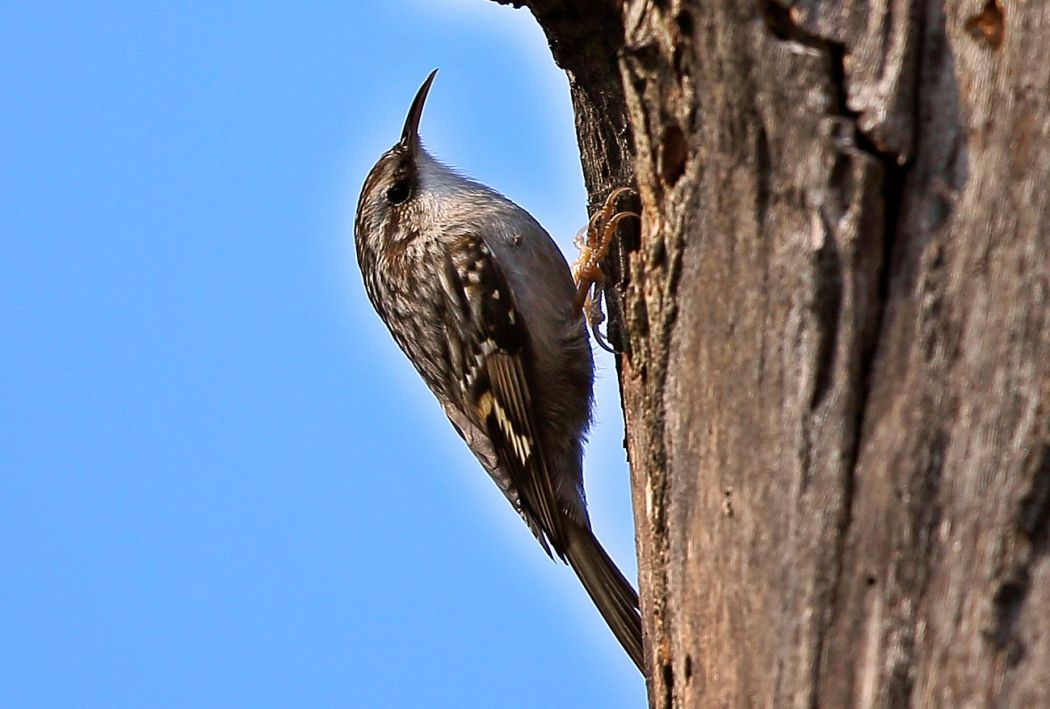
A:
<box><xmin>400</xmin><ymin>69</ymin><xmax>438</xmax><ymax>157</ymax></box>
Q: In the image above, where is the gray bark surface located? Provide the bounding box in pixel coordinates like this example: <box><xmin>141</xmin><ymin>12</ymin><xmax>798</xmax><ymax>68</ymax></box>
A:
<box><xmin>494</xmin><ymin>1</ymin><xmax>1050</xmax><ymax>706</ymax></box>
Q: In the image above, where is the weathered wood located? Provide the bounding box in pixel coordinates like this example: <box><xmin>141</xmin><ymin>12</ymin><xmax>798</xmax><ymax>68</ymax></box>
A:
<box><xmin>493</xmin><ymin>1</ymin><xmax>1050</xmax><ymax>706</ymax></box>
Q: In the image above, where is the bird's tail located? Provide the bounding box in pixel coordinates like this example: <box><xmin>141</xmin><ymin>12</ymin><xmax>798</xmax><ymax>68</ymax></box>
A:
<box><xmin>563</xmin><ymin>519</ymin><xmax>645</xmax><ymax>672</ymax></box>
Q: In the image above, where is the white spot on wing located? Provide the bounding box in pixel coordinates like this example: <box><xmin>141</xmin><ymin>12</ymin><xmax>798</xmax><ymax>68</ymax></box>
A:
<box><xmin>490</xmin><ymin>395</ymin><xmax>532</xmax><ymax>464</ymax></box>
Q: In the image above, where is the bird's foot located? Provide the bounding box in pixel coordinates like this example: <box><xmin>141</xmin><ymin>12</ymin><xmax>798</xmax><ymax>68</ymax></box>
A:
<box><xmin>571</xmin><ymin>187</ymin><xmax>638</xmax><ymax>353</ymax></box>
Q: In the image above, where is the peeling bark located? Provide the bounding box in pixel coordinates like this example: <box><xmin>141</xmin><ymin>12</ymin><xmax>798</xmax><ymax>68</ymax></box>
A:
<box><xmin>493</xmin><ymin>1</ymin><xmax>1050</xmax><ymax>706</ymax></box>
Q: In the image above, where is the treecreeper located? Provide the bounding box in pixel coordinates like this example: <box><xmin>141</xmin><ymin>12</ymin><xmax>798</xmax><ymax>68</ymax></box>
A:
<box><xmin>353</xmin><ymin>70</ymin><xmax>644</xmax><ymax>672</ymax></box>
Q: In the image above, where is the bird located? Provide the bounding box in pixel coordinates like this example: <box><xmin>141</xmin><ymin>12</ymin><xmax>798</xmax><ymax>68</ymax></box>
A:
<box><xmin>353</xmin><ymin>69</ymin><xmax>644</xmax><ymax>672</ymax></box>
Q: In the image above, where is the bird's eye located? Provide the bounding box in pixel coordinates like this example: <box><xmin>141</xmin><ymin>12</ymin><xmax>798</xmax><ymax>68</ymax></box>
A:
<box><xmin>386</xmin><ymin>180</ymin><xmax>411</xmax><ymax>205</ymax></box>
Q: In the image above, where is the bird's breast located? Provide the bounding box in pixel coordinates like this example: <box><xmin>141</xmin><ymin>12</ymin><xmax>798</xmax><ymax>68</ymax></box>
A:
<box><xmin>366</xmin><ymin>237</ymin><xmax>453</xmax><ymax>397</ymax></box>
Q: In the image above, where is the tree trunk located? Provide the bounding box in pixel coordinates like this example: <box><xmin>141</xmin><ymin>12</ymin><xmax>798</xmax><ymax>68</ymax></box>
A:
<box><xmin>494</xmin><ymin>1</ymin><xmax>1050</xmax><ymax>706</ymax></box>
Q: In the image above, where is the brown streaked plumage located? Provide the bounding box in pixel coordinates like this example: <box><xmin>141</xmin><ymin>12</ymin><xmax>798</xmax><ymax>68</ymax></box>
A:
<box><xmin>353</xmin><ymin>70</ymin><xmax>644</xmax><ymax>672</ymax></box>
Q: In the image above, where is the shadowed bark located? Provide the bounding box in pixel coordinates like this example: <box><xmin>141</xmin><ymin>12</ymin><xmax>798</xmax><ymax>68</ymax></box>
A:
<box><xmin>492</xmin><ymin>1</ymin><xmax>1050</xmax><ymax>706</ymax></box>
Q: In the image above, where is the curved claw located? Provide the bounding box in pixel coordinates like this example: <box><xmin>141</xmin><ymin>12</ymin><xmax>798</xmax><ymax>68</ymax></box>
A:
<box><xmin>571</xmin><ymin>187</ymin><xmax>640</xmax><ymax>354</ymax></box>
<box><xmin>589</xmin><ymin>312</ymin><xmax>616</xmax><ymax>353</ymax></box>
<box><xmin>582</xmin><ymin>284</ymin><xmax>615</xmax><ymax>353</ymax></box>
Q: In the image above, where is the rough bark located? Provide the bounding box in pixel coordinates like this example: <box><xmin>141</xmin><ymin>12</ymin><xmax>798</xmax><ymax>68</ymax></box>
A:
<box><xmin>493</xmin><ymin>1</ymin><xmax>1050</xmax><ymax>706</ymax></box>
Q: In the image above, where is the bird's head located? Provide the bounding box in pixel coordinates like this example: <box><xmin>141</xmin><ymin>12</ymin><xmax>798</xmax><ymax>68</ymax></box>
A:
<box><xmin>354</xmin><ymin>69</ymin><xmax>440</xmax><ymax>254</ymax></box>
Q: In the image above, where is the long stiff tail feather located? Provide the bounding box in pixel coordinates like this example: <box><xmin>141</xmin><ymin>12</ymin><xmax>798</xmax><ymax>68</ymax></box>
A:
<box><xmin>563</xmin><ymin>519</ymin><xmax>645</xmax><ymax>672</ymax></box>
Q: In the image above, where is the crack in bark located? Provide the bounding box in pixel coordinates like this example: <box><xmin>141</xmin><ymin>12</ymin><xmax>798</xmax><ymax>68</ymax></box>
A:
<box><xmin>810</xmin><ymin>210</ymin><xmax>844</xmax><ymax>411</ymax></box>
<box><xmin>760</xmin><ymin>2</ymin><xmax>918</xmax><ymax>705</ymax></box>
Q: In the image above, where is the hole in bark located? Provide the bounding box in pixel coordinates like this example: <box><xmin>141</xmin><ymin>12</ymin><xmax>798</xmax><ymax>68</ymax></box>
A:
<box><xmin>990</xmin><ymin>578</ymin><xmax>1027</xmax><ymax>648</ymax></box>
<box><xmin>995</xmin><ymin>580</ymin><xmax>1025</xmax><ymax>611</ymax></box>
<box><xmin>675</xmin><ymin>9</ymin><xmax>694</xmax><ymax>37</ymax></box>
<box><xmin>964</xmin><ymin>0</ymin><xmax>1005</xmax><ymax>50</ymax></box>
<box><xmin>661</xmin><ymin>662</ymin><xmax>675</xmax><ymax>708</ymax></box>
<box><xmin>653</xmin><ymin>239</ymin><xmax>667</xmax><ymax>268</ymax></box>
<box><xmin>985</xmin><ymin>574</ymin><xmax>1031</xmax><ymax>667</ymax></box>
<box><xmin>660</xmin><ymin>124</ymin><xmax>688</xmax><ymax>186</ymax></box>
<box><xmin>866</xmin><ymin>575</ymin><xmax>877</xmax><ymax>586</ymax></box>
<box><xmin>683</xmin><ymin>654</ymin><xmax>693</xmax><ymax>681</ymax></box>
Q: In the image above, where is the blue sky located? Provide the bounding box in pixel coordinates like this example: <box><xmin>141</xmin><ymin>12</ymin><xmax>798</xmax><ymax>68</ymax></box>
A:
<box><xmin>1</xmin><ymin>2</ymin><xmax>643</xmax><ymax>707</ymax></box>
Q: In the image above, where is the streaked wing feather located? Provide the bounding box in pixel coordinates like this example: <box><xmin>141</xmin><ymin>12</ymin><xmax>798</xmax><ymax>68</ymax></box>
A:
<box><xmin>440</xmin><ymin>235</ymin><xmax>566</xmax><ymax>555</ymax></box>
<box><xmin>485</xmin><ymin>351</ymin><xmax>564</xmax><ymax>554</ymax></box>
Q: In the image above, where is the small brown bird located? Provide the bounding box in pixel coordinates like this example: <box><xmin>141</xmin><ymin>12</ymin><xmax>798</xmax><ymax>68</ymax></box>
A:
<box><xmin>353</xmin><ymin>70</ymin><xmax>643</xmax><ymax>672</ymax></box>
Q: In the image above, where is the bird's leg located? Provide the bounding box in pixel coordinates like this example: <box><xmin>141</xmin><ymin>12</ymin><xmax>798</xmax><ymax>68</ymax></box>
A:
<box><xmin>571</xmin><ymin>188</ymin><xmax>639</xmax><ymax>353</ymax></box>
<box><xmin>572</xmin><ymin>187</ymin><xmax>632</xmax><ymax>310</ymax></box>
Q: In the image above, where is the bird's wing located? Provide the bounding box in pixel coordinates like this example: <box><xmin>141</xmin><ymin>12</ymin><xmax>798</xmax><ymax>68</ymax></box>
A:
<box><xmin>438</xmin><ymin>234</ymin><xmax>566</xmax><ymax>557</ymax></box>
